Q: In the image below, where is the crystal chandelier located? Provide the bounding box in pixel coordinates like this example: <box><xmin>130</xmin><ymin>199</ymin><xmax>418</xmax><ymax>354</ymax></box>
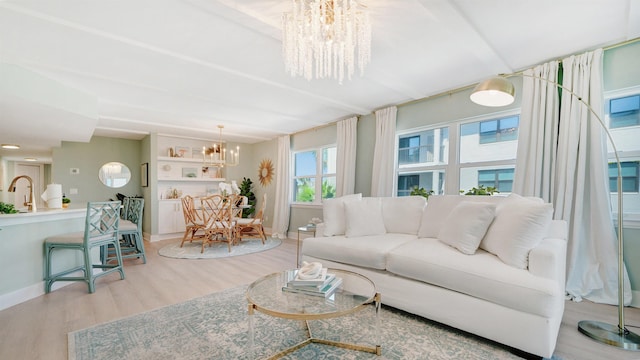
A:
<box><xmin>202</xmin><ymin>125</ymin><xmax>239</xmax><ymax>167</ymax></box>
<box><xmin>282</xmin><ymin>0</ymin><xmax>371</xmax><ymax>84</ymax></box>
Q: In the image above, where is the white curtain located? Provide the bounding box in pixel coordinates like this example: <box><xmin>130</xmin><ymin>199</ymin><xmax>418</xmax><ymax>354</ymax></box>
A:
<box><xmin>557</xmin><ymin>49</ymin><xmax>631</xmax><ymax>305</ymax></box>
<box><xmin>514</xmin><ymin>49</ymin><xmax>630</xmax><ymax>305</ymax></box>
<box><xmin>271</xmin><ymin>135</ymin><xmax>291</xmax><ymax>239</ymax></box>
<box><xmin>371</xmin><ymin>106</ymin><xmax>397</xmax><ymax>197</ymax></box>
<box><xmin>513</xmin><ymin>62</ymin><xmax>560</xmax><ymax>200</ymax></box>
<box><xmin>336</xmin><ymin>116</ymin><xmax>358</xmax><ymax>197</ymax></box>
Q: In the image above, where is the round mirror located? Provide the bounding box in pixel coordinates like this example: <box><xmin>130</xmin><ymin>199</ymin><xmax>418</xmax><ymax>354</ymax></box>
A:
<box><xmin>98</xmin><ymin>162</ymin><xmax>131</xmax><ymax>188</ymax></box>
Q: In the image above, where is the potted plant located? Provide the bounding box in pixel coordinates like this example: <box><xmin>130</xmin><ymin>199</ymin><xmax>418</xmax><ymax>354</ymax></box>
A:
<box><xmin>239</xmin><ymin>177</ymin><xmax>256</xmax><ymax>218</ymax></box>
<box><xmin>0</xmin><ymin>202</ymin><xmax>19</xmax><ymax>214</ymax></box>
<box><xmin>410</xmin><ymin>186</ymin><xmax>434</xmax><ymax>199</ymax></box>
<box><xmin>62</xmin><ymin>195</ymin><xmax>71</xmax><ymax>209</ymax></box>
<box><xmin>460</xmin><ymin>185</ymin><xmax>499</xmax><ymax>196</ymax></box>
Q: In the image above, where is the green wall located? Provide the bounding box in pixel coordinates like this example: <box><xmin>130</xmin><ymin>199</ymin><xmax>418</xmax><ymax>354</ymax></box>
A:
<box><xmin>52</xmin><ymin>136</ymin><xmax>143</xmax><ymax>206</ymax></box>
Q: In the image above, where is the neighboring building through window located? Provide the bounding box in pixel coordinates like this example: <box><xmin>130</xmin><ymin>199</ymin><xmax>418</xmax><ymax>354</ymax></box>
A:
<box><xmin>293</xmin><ymin>146</ymin><xmax>336</xmax><ymax>204</ymax></box>
<box><xmin>396</xmin><ymin>112</ymin><xmax>519</xmax><ymax>196</ymax></box>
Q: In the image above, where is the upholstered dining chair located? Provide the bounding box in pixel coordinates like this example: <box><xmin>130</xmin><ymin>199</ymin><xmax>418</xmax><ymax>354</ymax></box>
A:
<box><xmin>180</xmin><ymin>195</ymin><xmax>206</xmax><ymax>247</ymax></box>
<box><xmin>235</xmin><ymin>192</ymin><xmax>267</xmax><ymax>245</ymax></box>
<box><xmin>200</xmin><ymin>194</ymin><xmax>235</xmax><ymax>253</ymax></box>
<box><xmin>44</xmin><ymin>201</ymin><xmax>125</xmax><ymax>293</ymax></box>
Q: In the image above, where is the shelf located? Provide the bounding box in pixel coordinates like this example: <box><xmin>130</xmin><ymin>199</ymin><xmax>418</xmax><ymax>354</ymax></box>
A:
<box><xmin>158</xmin><ymin>177</ymin><xmax>225</xmax><ymax>182</ymax></box>
<box><xmin>158</xmin><ymin>156</ymin><xmax>207</xmax><ymax>163</ymax></box>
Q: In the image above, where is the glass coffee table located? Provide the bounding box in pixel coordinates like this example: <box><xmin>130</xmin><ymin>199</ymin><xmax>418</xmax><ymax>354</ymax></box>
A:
<box><xmin>246</xmin><ymin>268</ymin><xmax>381</xmax><ymax>359</ymax></box>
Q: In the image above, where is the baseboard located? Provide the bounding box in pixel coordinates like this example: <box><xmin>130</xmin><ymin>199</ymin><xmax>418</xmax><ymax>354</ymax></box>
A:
<box><xmin>0</xmin><ymin>269</ymin><xmax>101</xmax><ymax>311</ymax></box>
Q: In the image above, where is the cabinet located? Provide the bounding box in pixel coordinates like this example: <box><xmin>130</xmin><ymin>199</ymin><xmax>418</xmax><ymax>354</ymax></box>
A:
<box><xmin>158</xmin><ymin>200</ymin><xmax>186</xmax><ymax>234</ymax></box>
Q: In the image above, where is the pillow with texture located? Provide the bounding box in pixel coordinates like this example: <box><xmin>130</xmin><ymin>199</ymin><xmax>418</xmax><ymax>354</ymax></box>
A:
<box><xmin>481</xmin><ymin>194</ymin><xmax>553</xmax><ymax>269</ymax></box>
<box><xmin>322</xmin><ymin>193</ymin><xmax>362</xmax><ymax>236</ymax></box>
<box><xmin>438</xmin><ymin>202</ymin><xmax>497</xmax><ymax>255</ymax></box>
<box><xmin>345</xmin><ymin>198</ymin><xmax>387</xmax><ymax>237</ymax></box>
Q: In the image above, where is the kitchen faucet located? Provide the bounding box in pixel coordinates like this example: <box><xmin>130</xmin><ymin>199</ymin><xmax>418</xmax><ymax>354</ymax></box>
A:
<box><xmin>8</xmin><ymin>175</ymin><xmax>37</xmax><ymax>212</ymax></box>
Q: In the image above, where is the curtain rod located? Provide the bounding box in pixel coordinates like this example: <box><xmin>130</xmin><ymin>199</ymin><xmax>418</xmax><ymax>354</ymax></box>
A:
<box><xmin>396</xmin><ymin>37</ymin><xmax>640</xmax><ymax>109</ymax></box>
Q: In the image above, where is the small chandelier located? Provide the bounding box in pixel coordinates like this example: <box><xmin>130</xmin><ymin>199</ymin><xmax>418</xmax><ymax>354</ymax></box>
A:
<box><xmin>282</xmin><ymin>0</ymin><xmax>372</xmax><ymax>84</ymax></box>
<box><xmin>202</xmin><ymin>125</ymin><xmax>239</xmax><ymax>167</ymax></box>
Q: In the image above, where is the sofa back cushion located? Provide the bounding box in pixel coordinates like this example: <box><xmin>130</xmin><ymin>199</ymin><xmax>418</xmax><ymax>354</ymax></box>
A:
<box><xmin>345</xmin><ymin>197</ymin><xmax>387</xmax><ymax>237</ymax></box>
<box><xmin>381</xmin><ymin>196</ymin><xmax>426</xmax><ymax>235</ymax></box>
<box><xmin>322</xmin><ymin>193</ymin><xmax>362</xmax><ymax>236</ymax></box>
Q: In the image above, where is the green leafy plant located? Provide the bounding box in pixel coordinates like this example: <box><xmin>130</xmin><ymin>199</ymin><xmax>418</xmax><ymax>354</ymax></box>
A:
<box><xmin>322</xmin><ymin>180</ymin><xmax>336</xmax><ymax>199</ymax></box>
<box><xmin>460</xmin><ymin>185</ymin><xmax>499</xmax><ymax>196</ymax></box>
<box><xmin>62</xmin><ymin>197</ymin><xmax>71</xmax><ymax>204</ymax></box>
<box><xmin>0</xmin><ymin>202</ymin><xmax>19</xmax><ymax>214</ymax></box>
<box><xmin>239</xmin><ymin>177</ymin><xmax>256</xmax><ymax>218</ymax></box>
<box><xmin>410</xmin><ymin>186</ymin><xmax>434</xmax><ymax>199</ymax></box>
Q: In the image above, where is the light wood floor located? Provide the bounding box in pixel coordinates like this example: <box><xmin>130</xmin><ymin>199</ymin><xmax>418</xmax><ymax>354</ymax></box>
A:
<box><xmin>0</xmin><ymin>237</ymin><xmax>638</xmax><ymax>360</ymax></box>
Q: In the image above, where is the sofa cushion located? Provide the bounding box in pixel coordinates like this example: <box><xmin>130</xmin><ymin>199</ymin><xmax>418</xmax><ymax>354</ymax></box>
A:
<box><xmin>322</xmin><ymin>193</ymin><xmax>362</xmax><ymax>236</ymax></box>
<box><xmin>381</xmin><ymin>196</ymin><xmax>426</xmax><ymax>235</ymax></box>
<box><xmin>438</xmin><ymin>201</ymin><xmax>496</xmax><ymax>255</ymax></box>
<box><xmin>302</xmin><ymin>234</ymin><xmax>417</xmax><ymax>270</ymax></box>
<box><xmin>345</xmin><ymin>198</ymin><xmax>387</xmax><ymax>237</ymax></box>
<box><xmin>387</xmin><ymin>238</ymin><xmax>561</xmax><ymax>317</ymax></box>
<box><xmin>481</xmin><ymin>194</ymin><xmax>553</xmax><ymax>269</ymax></box>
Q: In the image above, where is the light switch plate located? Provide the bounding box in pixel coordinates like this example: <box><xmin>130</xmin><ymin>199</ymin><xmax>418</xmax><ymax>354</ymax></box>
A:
<box><xmin>70</xmin><ymin>188</ymin><xmax>78</xmax><ymax>195</ymax></box>
<box><xmin>70</xmin><ymin>168</ymin><xmax>80</xmax><ymax>175</ymax></box>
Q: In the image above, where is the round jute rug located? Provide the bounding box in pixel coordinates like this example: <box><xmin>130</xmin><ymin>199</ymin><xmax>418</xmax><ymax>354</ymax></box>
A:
<box><xmin>158</xmin><ymin>237</ymin><xmax>282</xmax><ymax>259</ymax></box>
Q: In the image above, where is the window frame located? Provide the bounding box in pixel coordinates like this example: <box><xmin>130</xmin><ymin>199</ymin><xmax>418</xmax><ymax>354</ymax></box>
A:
<box><xmin>291</xmin><ymin>144</ymin><xmax>337</xmax><ymax>206</ymax></box>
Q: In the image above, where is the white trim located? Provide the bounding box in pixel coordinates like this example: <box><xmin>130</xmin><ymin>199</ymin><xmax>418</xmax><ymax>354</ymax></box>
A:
<box><xmin>0</xmin><ymin>271</ymin><xmax>83</xmax><ymax>311</ymax></box>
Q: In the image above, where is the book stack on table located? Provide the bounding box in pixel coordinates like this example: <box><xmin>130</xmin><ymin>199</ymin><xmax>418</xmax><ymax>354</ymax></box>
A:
<box><xmin>283</xmin><ymin>268</ymin><xmax>342</xmax><ymax>297</ymax></box>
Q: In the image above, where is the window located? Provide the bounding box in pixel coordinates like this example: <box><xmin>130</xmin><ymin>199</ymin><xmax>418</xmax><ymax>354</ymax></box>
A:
<box><xmin>293</xmin><ymin>146</ymin><xmax>336</xmax><ymax>203</ymax></box>
<box><xmin>397</xmin><ymin>112</ymin><xmax>519</xmax><ymax>196</ymax></box>
<box><xmin>605</xmin><ymin>88</ymin><xmax>640</xmax><ymax>215</ymax></box>
<box><xmin>478</xmin><ymin>116</ymin><xmax>519</xmax><ymax>144</ymax></box>
<box><xmin>609</xmin><ymin>95</ymin><xmax>640</xmax><ymax>128</ymax></box>
<box><xmin>396</xmin><ymin>127</ymin><xmax>448</xmax><ymax>196</ymax></box>
<box><xmin>478</xmin><ymin>168</ymin><xmax>514</xmax><ymax>192</ymax></box>
<box><xmin>609</xmin><ymin>161</ymin><xmax>639</xmax><ymax>193</ymax></box>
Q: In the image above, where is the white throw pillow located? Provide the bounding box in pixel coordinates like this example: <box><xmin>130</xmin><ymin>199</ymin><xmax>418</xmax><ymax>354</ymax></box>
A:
<box><xmin>322</xmin><ymin>193</ymin><xmax>362</xmax><ymax>236</ymax></box>
<box><xmin>438</xmin><ymin>202</ymin><xmax>497</xmax><ymax>255</ymax></box>
<box><xmin>417</xmin><ymin>195</ymin><xmax>464</xmax><ymax>238</ymax></box>
<box><xmin>481</xmin><ymin>194</ymin><xmax>553</xmax><ymax>269</ymax></box>
<box><xmin>344</xmin><ymin>198</ymin><xmax>387</xmax><ymax>237</ymax></box>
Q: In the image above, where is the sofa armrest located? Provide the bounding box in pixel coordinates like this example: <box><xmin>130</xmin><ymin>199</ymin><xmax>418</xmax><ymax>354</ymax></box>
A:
<box><xmin>528</xmin><ymin>220</ymin><xmax>567</xmax><ymax>288</ymax></box>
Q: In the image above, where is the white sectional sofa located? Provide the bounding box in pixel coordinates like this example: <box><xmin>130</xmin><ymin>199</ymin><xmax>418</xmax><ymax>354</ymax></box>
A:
<box><xmin>301</xmin><ymin>194</ymin><xmax>567</xmax><ymax>358</ymax></box>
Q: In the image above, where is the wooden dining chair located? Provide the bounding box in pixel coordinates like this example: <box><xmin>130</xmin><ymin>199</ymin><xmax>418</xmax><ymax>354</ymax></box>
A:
<box><xmin>44</xmin><ymin>201</ymin><xmax>125</xmax><ymax>293</ymax></box>
<box><xmin>200</xmin><ymin>194</ymin><xmax>235</xmax><ymax>253</ymax></box>
<box><xmin>180</xmin><ymin>195</ymin><xmax>206</xmax><ymax>248</ymax></box>
<box><xmin>235</xmin><ymin>193</ymin><xmax>267</xmax><ymax>245</ymax></box>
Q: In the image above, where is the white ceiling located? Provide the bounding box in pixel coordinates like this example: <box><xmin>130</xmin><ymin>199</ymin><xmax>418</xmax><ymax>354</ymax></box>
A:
<box><xmin>1</xmin><ymin>0</ymin><xmax>639</xmax><ymax>161</ymax></box>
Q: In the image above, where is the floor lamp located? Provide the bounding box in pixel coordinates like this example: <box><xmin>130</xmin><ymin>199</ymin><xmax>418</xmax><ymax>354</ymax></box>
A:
<box><xmin>470</xmin><ymin>75</ymin><xmax>640</xmax><ymax>350</ymax></box>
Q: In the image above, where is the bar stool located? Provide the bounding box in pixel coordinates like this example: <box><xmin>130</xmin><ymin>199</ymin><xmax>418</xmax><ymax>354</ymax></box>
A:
<box><xmin>44</xmin><ymin>201</ymin><xmax>125</xmax><ymax>293</ymax></box>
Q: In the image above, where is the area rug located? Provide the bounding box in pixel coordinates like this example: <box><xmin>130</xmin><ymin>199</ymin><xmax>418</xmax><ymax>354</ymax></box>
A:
<box><xmin>158</xmin><ymin>237</ymin><xmax>281</xmax><ymax>259</ymax></box>
<box><xmin>68</xmin><ymin>285</ymin><xmax>563</xmax><ymax>360</ymax></box>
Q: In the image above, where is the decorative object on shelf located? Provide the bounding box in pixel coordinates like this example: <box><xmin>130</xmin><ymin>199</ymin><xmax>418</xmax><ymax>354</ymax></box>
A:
<box><xmin>62</xmin><ymin>195</ymin><xmax>70</xmax><ymax>209</ymax></box>
<box><xmin>410</xmin><ymin>186</ymin><xmax>434</xmax><ymax>199</ymax></box>
<box><xmin>460</xmin><ymin>185</ymin><xmax>498</xmax><ymax>196</ymax></box>
<box><xmin>282</xmin><ymin>0</ymin><xmax>371</xmax><ymax>84</ymax></box>
<box><xmin>202</xmin><ymin>125</ymin><xmax>239</xmax><ymax>168</ymax></box>
<box><xmin>307</xmin><ymin>217</ymin><xmax>322</xmax><ymax>228</ymax></box>
<box><xmin>182</xmin><ymin>167</ymin><xmax>198</xmax><ymax>178</ymax></box>
<box><xmin>470</xmin><ymin>73</ymin><xmax>640</xmax><ymax>350</ymax></box>
<box><xmin>174</xmin><ymin>146</ymin><xmax>190</xmax><ymax>158</ymax></box>
<box><xmin>258</xmin><ymin>158</ymin><xmax>274</xmax><ymax>187</ymax></box>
